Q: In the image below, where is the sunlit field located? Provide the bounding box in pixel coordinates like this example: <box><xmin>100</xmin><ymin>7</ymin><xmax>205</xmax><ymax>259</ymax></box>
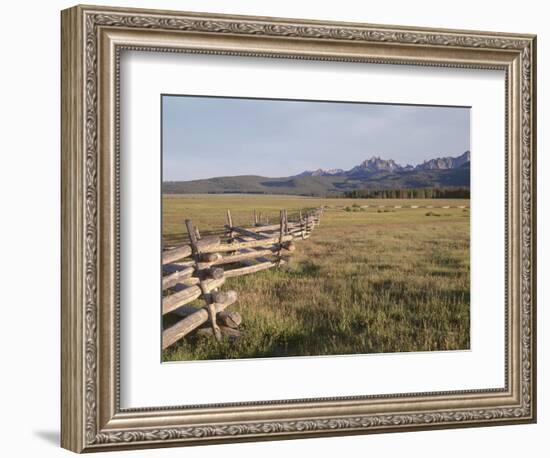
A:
<box><xmin>162</xmin><ymin>194</ymin><xmax>470</xmax><ymax>361</ymax></box>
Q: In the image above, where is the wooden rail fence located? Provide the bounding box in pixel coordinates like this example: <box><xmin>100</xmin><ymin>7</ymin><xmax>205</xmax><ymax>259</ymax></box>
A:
<box><xmin>162</xmin><ymin>207</ymin><xmax>323</xmax><ymax>350</ymax></box>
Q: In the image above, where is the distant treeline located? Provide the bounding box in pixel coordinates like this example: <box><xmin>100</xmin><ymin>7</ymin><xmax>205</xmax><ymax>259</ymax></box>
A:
<box><xmin>342</xmin><ymin>187</ymin><xmax>470</xmax><ymax>199</ymax></box>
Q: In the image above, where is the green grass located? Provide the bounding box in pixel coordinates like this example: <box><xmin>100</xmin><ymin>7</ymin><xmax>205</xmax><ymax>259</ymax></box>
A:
<box><xmin>162</xmin><ymin>194</ymin><xmax>470</xmax><ymax>361</ymax></box>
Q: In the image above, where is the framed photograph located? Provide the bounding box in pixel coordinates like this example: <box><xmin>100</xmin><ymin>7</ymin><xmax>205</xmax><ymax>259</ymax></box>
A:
<box><xmin>61</xmin><ymin>4</ymin><xmax>537</xmax><ymax>453</ymax></box>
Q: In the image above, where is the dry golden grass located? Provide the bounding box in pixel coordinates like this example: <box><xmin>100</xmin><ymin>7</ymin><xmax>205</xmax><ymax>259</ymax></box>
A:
<box><xmin>162</xmin><ymin>194</ymin><xmax>470</xmax><ymax>361</ymax></box>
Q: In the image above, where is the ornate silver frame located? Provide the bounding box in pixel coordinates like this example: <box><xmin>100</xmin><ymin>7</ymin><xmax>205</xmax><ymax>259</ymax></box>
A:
<box><xmin>61</xmin><ymin>4</ymin><xmax>537</xmax><ymax>453</ymax></box>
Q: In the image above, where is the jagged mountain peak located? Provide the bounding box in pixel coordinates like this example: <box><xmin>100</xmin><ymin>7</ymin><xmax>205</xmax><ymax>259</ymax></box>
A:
<box><xmin>353</xmin><ymin>156</ymin><xmax>402</xmax><ymax>172</ymax></box>
<box><xmin>416</xmin><ymin>150</ymin><xmax>471</xmax><ymax>171</ymax></box>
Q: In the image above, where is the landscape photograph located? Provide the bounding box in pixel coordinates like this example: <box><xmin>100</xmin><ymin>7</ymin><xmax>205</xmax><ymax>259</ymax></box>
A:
<box><xmin>161</xmin><ymin>95</ymin><xmax>471</xmax><ymax>362</ymax></box>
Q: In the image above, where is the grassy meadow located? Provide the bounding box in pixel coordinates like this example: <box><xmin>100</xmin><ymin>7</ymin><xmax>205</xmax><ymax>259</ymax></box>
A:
<box><xmin>162</xmin><ymin>194</ymin><xmax>470</xmax><ymax>361</ymax></box>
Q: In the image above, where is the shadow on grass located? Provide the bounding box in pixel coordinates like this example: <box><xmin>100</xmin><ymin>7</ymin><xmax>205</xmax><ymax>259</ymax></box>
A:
<box><xmin>286</xmin><ymin>260</ymin><xmax>321</xmax><ymax>277</ymax></box>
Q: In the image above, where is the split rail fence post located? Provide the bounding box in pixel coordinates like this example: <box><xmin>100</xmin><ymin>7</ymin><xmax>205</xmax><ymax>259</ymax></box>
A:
<box><xmin>185</xmin><ymin>219</ymin><xmax>222</xmax><ymax>342</ymax></box>
<box><xmin>283</xmin><ymin>209</ymin><xmax>288</xmax><ymax>235</ymax></box>
<box><xmin>226</xmin><ymin>209</ymin><xmax>234</xmax><ymax>243</ymax></box>
<box><xmin>277</xmin><ymin>210</ymin><xmax>284</xmax><ymax>266</ymax></box>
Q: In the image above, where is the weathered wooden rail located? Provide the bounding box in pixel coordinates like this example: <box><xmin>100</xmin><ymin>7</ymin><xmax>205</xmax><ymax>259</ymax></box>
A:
<box><xmin>162</xmin><ymin>207</ymin><xmax>323</xmax><ymax>350</ymax></box>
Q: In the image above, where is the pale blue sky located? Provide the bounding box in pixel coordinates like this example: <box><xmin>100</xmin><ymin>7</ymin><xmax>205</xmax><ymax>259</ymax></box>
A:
<box><xmin>162</xmin><ymin>95</ymin><xmax>470</xmax><ymax>181</ymax></box>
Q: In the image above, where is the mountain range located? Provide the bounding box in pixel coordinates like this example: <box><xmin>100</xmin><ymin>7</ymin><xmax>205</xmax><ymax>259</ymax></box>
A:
<box><xmin>163</xmin><ymin>151</ymin><xmax>470</xmax><ymax>196</ymax></box>
<box><xmin>297</xmin><ymin>151</ymin><xmax>470</xmax><ymax>177</ymax></box>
